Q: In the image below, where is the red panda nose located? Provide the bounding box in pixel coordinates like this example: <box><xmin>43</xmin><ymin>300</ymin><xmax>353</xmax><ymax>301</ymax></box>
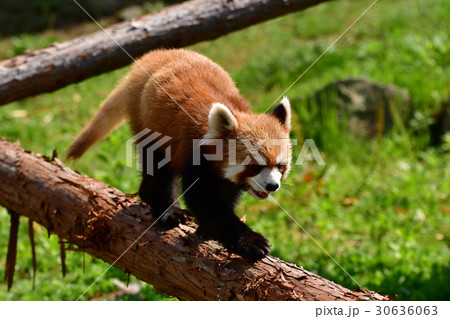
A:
<box><xmin>266</xmin><ymin>183</ymin><xmax>279</xmax><ymax>192</ymax></box>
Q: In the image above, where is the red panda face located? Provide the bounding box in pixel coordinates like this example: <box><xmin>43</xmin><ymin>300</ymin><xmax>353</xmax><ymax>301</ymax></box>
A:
<box><xmin>204</xmin><ymin>99</ymin><xmax>292</xmax><ymax>199</ymax></box>
<box><xmin>223</xmin><ymin>135</ymin><xmax>291</xmax><ymax>199</ymax></box>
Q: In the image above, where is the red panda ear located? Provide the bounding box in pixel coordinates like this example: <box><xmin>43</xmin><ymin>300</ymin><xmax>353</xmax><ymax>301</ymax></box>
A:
<box><xmin>208</xmin><ymin>103</ymin><xmax>238</xmax><ymax>136</ymax></box>
<box><xmin>271</xmin><ymin>97</ymin><xmax>291</xmax><ymax>130</ymax></box>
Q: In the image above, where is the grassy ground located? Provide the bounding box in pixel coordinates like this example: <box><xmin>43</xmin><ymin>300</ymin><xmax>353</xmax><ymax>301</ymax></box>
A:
<box><xmin>0</xmin><ymin>0</ymin><xmax>449</xmax><ymax>300</ymax></box>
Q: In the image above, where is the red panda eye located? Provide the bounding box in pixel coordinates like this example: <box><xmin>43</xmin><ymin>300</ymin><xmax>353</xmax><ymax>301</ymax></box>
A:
<box><xmin>277</xmin><ymin>163</ymin><xmax>286</xmax><ymax>171</ymax></box>
<box><xmin>249</xmin><ymin>164</ymin><xmax>263</xmax><ymax>173</ymax></box>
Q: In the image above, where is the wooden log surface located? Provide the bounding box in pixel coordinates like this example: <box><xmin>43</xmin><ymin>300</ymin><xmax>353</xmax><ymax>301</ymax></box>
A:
<box><xmin>0</xmin><ymin>138</ymin><xmax>389</xmax><ymax>300</ymax></box>
<box><xmin>0</xmin><ymin>0</ymin><xmax>329</xmax><ymax>106</ymax></box>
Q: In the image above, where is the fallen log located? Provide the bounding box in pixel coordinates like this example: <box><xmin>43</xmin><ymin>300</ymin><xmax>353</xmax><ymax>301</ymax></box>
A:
<box><xmin>0</xmin><ymin>138</ymin><xmax>388</xmax><ymax>300</ymax></box>
<box><xmin>0</xmin><ymin>0</ymin><xmax>329</xmax><ymax>106</ymax></box>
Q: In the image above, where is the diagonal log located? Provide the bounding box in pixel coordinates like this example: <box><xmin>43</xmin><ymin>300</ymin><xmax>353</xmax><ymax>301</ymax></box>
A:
<box><xmin>0</xmin><ymin>0</ymin><xmax>329</xmax><ymax>106</ymax></box>
<box><xmin>0</xmin><ymin>138</ymin><xmax>389</xmax><ymax>300</ymax></box>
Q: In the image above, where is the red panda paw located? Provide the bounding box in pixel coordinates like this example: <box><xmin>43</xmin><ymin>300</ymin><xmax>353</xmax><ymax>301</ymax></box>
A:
<box><xmin>157</xmin><ymin>207</ymin><xmax>188</xmax><ymax>230</ymax></box>
<box><xmin>234</xmin><ymin>229</ymin><xmax>271</xmax><ymax>260</ymax></box>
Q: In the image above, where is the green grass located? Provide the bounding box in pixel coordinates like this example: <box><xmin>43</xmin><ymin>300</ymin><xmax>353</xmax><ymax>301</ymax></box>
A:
<box><xmin>0</xmin><ymin>0</ymin><xmax>449</xmax><ymax>300</ymax></box>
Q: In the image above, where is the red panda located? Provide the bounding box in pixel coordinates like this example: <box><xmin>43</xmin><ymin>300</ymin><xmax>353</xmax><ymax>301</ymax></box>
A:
<box><xmin>67</xmin><ymin>49</ymin><xmax>292</xmax><ymax>259</ymax></box>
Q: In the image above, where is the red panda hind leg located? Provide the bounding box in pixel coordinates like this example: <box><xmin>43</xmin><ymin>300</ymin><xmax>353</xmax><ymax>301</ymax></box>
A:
<box><xmin>139</xmin><ymin>147</ymin><xmax>187</xmax><ymax>229</ymax></box>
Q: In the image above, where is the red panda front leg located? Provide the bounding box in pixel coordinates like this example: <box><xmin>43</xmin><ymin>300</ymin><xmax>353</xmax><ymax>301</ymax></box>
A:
<box><xmin>182</xmin><ymin>159</ymin><xmax>271</xmax><ymax>260</ymax></box>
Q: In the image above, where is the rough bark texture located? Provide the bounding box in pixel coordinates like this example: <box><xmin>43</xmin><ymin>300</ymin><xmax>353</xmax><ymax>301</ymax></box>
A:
<box><xmin>0</xmin><ymin>0</ymin><xmax>329</xmax><ymax>106</ymax></box>
<box><xmin>0</xmin><ymin>138</ymin><xmax>389</xmax><ymax>301</ymax></box>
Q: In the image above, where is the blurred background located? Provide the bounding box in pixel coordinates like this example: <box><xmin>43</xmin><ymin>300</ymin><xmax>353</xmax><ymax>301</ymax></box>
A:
<box><xmin>0</xmin><ymin>0</ymin><xmax>448</xmax><ymax>300</ymax></box>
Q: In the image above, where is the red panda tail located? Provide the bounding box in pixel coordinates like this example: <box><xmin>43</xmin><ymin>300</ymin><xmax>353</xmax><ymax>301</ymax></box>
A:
<box><xmin>66</xmin><ymin>80</ymin><xmax>129</xmax><ymax>160</ymax></box>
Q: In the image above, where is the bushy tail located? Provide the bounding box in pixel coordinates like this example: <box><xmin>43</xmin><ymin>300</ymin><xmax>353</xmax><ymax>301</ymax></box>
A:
<box><xmin>66</xmin><ymin>83</ymin><xmax>129</xmax><ymax>159</ymax></box>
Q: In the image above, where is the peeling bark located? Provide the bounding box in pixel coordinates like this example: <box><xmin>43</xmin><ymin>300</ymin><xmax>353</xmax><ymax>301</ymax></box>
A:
<box><xmin>0</xmin><ymin>0</ymin><xmax>329</xmax><ymax>106</ymax></box>
<box><xmin>0</xmin><ymin>138</ymin><xmax>389</xmax><ymax>300</ymax></box>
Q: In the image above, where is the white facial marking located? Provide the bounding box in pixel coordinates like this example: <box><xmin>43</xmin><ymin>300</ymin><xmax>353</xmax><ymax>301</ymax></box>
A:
<box><xmin>276</xmin><ymin>153</ymin><xmax>284</xmax><ymax>165</ymax></box>
<box><xmin>247</xmin><ymin>167</ymin><xmax>282</xmax><ymax>194</ymax></box>
<box><xmin>224</xmin><ymin>164</ymin><xmax>245</xmax><ymax>183</ymax></box>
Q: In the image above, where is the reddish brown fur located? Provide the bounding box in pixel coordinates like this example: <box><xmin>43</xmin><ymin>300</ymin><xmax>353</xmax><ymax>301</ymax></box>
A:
<box><xmin>66</xmin><ymin>49</ymin><xmax>292</xmax><ymax>259</ymax></box>
<box><xmin>67</xmin><ymin>49</ymin><xmax>290</xmax><ymax>174</ymax></box>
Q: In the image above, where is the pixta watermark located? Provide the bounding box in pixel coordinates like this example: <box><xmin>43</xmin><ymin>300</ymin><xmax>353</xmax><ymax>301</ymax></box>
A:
<box><xmin>126</xmin><ymin>129</ymin><xmax>325</xmax><ymax>176</ymax></box>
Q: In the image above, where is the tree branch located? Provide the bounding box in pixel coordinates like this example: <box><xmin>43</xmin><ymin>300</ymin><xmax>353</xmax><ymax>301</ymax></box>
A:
<box><xmin>0</xmin><ymin>138</ymin><xmax>389</xmax><ymax>300</ymax></box>
<box><xmin>0</xmin><ymin>0</ymin><xmax>330</xmax><ymax>106</ymax></box>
